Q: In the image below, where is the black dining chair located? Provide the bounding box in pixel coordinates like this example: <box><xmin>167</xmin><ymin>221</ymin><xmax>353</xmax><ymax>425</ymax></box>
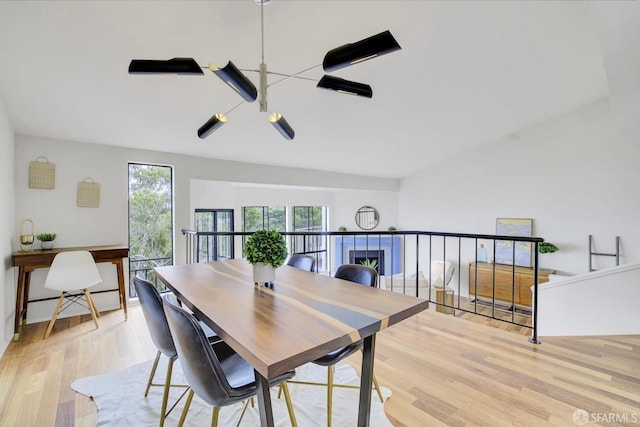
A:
<box><xmin>162</xmin><ymin>293</ymin><xmax>298</xmax><ymax>427</ymax></box>
<box><xmin>134</xmin><ymin>277</ymin><xmax>219</xmax><ymax>427</ymax></box>
<box><xmin>287</xmin><ymin>264</ymin><xmax>384</xmax><ymax>427</ymax></box>
<box><xmin>286</xmin><ymin>253</ymin><xmax>316</xmax><ymax>272</ymax></box>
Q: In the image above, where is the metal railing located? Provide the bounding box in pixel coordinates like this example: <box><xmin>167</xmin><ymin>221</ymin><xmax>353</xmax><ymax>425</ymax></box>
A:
<box><xmin>182</xmin><ymin>229</ymin><xmax>546</xmax><ymax>343</ymax></box>
<box><xmin>129</xmin><ymin>255</ymin><xmax>173</xmax><ymax>297</ymax></box>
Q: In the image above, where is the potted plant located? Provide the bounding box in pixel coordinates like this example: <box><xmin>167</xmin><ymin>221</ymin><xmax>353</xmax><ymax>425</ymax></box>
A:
<box><xmin>36</xmin><ymin>232</ymin><xmax>57</xmax><ymax>250</ymax></box>
<box><xmin>244</xmin><ymin>229</ymin><xmax>288</xmax><ymax>286</ymax></box>
<box><xmin>538</xmin><ymin>242</ymin><xmax>559</xmax><ymax>254</ymax></box>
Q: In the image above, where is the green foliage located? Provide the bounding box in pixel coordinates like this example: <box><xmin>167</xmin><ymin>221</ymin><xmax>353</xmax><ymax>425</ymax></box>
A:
<box><xmin>388</xmin><ymin>226</ymin><xmax>397</xmax><ymax>231</ymax></box>
<box><xmin>36</xmin><ymin>233</ymin><xmax>56</xmax><ymax>241</ymax></box>
<box><xmin>128</xmin><ymin>164</ymin><xmax>173</xmax><ymax>266</ymax></box>
<box><xmin>242</xmin><ymin>206</ymin><xmax>286</xmax><ymax>232</ymax></box>
<box><xmin>244</xmin><ymin>229</ymin><xmax>288</xmax><ymax>268</ymax></box>
<box><xmin>338</xmin><ymin>226</ymin><xmax>347</xmax><ymax>232</ymax></box>
<box><xmin>360</xmin><ymin>258</ymin><xmax>378</xmax><ymax>269</ymax></box>
<box><xmin>538</xmin><ymin>242</ymin><xmax>559</xmax><ymax>254</ymax></box>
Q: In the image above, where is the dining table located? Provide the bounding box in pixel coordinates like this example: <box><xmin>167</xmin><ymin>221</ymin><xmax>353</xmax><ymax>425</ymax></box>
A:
<box><xmin>154</xmin><ymin>258</ymin><xmax>429</xmax><ymax>427</ymax></box>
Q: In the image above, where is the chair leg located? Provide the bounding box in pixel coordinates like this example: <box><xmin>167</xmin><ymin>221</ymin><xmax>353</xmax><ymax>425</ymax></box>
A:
<box><xmin>178</xmin><ymin>389</ymin><xmax>195</xmax><ymax>427</ymax></box>
<box><xmin>44</xmin><ymin>294</ymin><xmax>66</xmax><ymax>339</ymax></box>
<box><xmin>159</xmin><ymin>357</ymin><xmax>175</xmax><ymax>427</ymax></box>
<box><xmin>327</xmin><ymin>365</ymin><xmax>334</xmax><ymax>427</ymax></box>
<box><xmin>84</xmin><ymin>289</ymin><xmax>99</xmax><ymax>329</ymax></box>
<box><xmin>280</xmin><ymin>382</ymin><xmax>298</xmax><ymax>427</ymax></box>
<box><xmin>372</xmin><ymin>373</ymin><xmax>384</xmax><ymax>403</ymax></box>
<box><xmin>145</xmin><ymin>351</ymin><xmax>162</xmax><ymax>397</ymax></box>
<box><xmin>87</xmin><ymin>290</ymin><xmax>101</xmax><ymax>317</ymax></box>
<box><xmin>211</xmin><ymin>406</ymin><xmax>220</xmax><ymax>427</ymax></box>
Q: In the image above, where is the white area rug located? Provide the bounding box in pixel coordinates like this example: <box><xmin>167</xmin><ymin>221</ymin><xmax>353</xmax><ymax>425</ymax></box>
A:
<box><xmin>72</xmin><ymin>358</ymin><xmax>392</xmax><ymax>426</ymax></box>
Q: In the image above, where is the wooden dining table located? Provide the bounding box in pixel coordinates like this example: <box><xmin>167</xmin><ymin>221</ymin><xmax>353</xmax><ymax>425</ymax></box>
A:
<box><xmin>154</xmin><ymin>259</ymin><xmax>429</xmax><ymax>427</ymax></box>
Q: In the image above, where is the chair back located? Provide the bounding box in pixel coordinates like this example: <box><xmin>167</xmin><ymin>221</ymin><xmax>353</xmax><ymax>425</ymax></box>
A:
<box><xmin>134</xmin><ymin>277</ymin><xmax>177</xmax><ymax>359</ymax></box>
<box><xmin>334</xmin><ymin>264</ymin><xmax>377</xmax><ymax>287</ymax></box>
<box><xmin>162</xmin><ymin>293</ymin><xmax>235</xmax><ymax>407</ymax></box>
<box><xmin>430</xmin><ymin>260</ymin><xmax>455</xmax><ymax>286</ymax></box>
<box><xmin>44</xmin><ymin>251</ymin><xmax>102</xmax><ymax>292</ymax></box>
<box><xmin>286</xmin><ymin>254</ymin><xmax>316</xmax><ymax>272</ymax></box>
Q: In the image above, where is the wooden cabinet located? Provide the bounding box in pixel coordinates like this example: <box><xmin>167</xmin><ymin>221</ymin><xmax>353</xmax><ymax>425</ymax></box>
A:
<box><xmin>468</xmin><ymin>262</ymin><xmax>554</xmax><ymax>307</ymax></box>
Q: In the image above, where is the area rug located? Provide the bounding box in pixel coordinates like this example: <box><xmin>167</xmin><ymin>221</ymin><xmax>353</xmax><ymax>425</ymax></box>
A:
<box><xmin>72</xmin><ymin>358</ymin><xmax>392</xmax><ymax>426</ymax></box>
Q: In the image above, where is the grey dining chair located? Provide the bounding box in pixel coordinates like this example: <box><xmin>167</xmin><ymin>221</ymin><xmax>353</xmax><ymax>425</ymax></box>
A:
<box><xmin>134</xmin><ymin>276</ymin><xmax>219</xmax><ymax>427</ymax></box>
<box><xmin>162</xmin><ymin>293</ymin><xmax>298</xmax><ymax>427</ymax></box>
<box><xmin>286</xmin><ymin>253</ymin><xmax>316</xmax><ymax>272</ymax></box>
<box><xmin>287</xmin><ymin>264</ymin><xmax>384</xmax><ymax>427</ymax></box>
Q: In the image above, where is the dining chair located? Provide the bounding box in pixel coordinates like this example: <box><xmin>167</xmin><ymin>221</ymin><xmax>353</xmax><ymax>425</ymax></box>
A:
<box><xmin>162</xmin><ymin>293</ymin><xmax>298</xmax><ymax>427</ymax></box>
<box><xmin>134</xmin><ymin>276</ymin><xmax>192</xmax><ymax>427</ymax></box>
<box><xmin>43</xmin><ymin>251</ymin><xmax>102</xmax><ymax>339</ymax></box>
<box><xmin>287</xmin><ymin>263</ymin><xmax>384</xmax><ymax>427</ymax></box>
<box><xmin>286</xmin><ymin>253</ymin><xmax>316</xmax><ymax>272</ymax></box>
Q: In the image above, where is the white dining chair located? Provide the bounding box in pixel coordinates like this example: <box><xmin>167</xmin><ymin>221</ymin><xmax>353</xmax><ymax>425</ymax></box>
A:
<box><xmin>43</xmin><ymin>251</ymin><xmax>102</xmax><ymax>338</ymax></box>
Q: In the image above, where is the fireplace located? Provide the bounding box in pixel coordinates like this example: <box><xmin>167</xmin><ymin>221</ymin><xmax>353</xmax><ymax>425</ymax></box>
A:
<box><xmin>349</xmin><ymin>250</ymin><xmax>385</xmax><ymax>275</ymax></box>
<box><xmin>334</xmin><ymin>236</ymin><xmax>401</xmax><ymax>275</ymax></box>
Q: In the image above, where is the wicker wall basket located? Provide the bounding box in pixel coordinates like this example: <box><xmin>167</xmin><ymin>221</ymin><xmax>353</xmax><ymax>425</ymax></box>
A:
<box><xmin>77</xmin><ymin>177</ymin><xmax>100</xmax><ymax>208</ymax></box>
<box><xmin>28</xmin><ymin>157</ymin><xmax>55</xmax><ymax>189</ymax></box>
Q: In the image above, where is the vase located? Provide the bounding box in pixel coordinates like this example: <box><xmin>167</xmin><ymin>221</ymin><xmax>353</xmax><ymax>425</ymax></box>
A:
<box><xmin>252</xmin><ymin>262</ymin><xmax>275</xmax><ymax>286</ymax></box>
<box><xmin>41</xmin><ymin>241</ymin><xmax>55</xmax><ymax>250</ymax></box>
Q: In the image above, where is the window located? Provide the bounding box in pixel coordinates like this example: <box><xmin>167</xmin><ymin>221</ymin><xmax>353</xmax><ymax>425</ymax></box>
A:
<box><xmin>128</xmin><ymin>163</ymin><xmax>173</xmax><ymax>295</ymax></box>
<box><xmin>293</xmin><ymin>206</ymin><xmax>328</xmax><ymax>272</ymax></box>
<box><xmin>242</xmin><ymin>206</ymin><xmax>286</xmax><ymax>232</ymax></box>
<box><xmin>195</xmin><ymin>209</ymin><xmax>234</xmax><ymax>262</ymax></box>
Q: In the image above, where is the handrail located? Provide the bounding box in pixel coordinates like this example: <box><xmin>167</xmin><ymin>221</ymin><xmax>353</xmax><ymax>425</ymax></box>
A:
<box><xmin>182</xmin><ymin>228</ymin><xmax>548</xmax><ymax>343</ymax></box>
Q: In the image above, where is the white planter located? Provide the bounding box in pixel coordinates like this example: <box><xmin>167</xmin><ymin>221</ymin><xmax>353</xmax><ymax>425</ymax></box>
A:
<box><xmin>41</xmin><ymin>241</ymin><xmax>55</xmax><ymax>250</ymax></box>
<box><xmin>253</xmin><ymin>262</ymin><xmax>276</xmax><ymax>285</ymax></box>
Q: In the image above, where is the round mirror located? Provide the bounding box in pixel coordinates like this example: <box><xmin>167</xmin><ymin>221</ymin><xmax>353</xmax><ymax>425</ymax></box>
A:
<box><xmin>355</xmin><ymin>206</ymin><xmax>379</xmax><ymax>230</ymax></box>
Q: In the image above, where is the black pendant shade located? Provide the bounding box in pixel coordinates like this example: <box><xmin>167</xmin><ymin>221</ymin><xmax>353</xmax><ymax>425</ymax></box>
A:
<box><xmin>209</xmin><ymin>61</ymin><xmax>258</xmax><ymax>102</ymax></box>
<box><xmin>322</xmin><ymin>30</ymin><xmax>401</xmax><ymax>73</ymax></box>
<box><xmin>317</xmin><ymin>75</ymin><xmax>373</xmax><ymax>98</ymax></box>
<box><xmin>198</xmin><ymin>113</ymin><xmax>228</xmax><ymax>139</ymax></box>
<box><xmin>128</xmin><ymin>57</ymin><xmax>204</xmax><ymax>75</ymax></box>
<box><xmin>268</xmin><ymin>113</ymin><xmax>295</xmax><ymax>140</ymax></box>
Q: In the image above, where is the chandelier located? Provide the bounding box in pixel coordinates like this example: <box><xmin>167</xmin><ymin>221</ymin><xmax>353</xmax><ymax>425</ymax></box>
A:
<box><xmin>128</xmin><ymin>1</ymin><xmax>401</xmax><ymax>141</ymax></box>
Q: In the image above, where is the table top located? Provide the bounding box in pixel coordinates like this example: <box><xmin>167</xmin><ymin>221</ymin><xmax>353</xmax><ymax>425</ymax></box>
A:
<box><xmin>154</xmin><ymin>259</ymin><xmax>429</xmax><ymax>379</ymax></box>
<box><xmin>11</xmin><ymin>244</ymin><xmax>129</xmax><ymax>267</ymax></box>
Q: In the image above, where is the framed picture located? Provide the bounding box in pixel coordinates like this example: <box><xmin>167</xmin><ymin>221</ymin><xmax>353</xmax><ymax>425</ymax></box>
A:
<box><xmin>495</xmin><ymin>218</ymin><xmax>533</xmax><ymax>267</ymax></box>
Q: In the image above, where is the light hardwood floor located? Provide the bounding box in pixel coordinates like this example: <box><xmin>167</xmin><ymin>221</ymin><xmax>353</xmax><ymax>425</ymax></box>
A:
<box><xmin>0</xmin><ymin>305</ymin><xmax>638</xmax><ymax>426</ymax></box>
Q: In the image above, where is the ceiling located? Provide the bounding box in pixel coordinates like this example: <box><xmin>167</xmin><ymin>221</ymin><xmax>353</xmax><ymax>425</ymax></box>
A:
<box><xmin>0</xmin><ymin>1</ymin><xmax>611</xmax><ymax>179</ymax></box>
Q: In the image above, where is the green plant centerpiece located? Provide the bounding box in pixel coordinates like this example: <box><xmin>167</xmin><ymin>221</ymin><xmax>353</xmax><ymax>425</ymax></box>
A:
<box><xmin>36</xmin><ymin>232</ymin><xmax>57</xmax><ymax>250</ymax></box>
<box><xmin>244</xmin><ymin>229</ymin><xmax>288</xmax><ymax>286</ymax></box>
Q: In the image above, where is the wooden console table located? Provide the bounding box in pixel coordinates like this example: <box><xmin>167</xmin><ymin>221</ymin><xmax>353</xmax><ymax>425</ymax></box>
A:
<box><xmin>11</xmin><ymin>245</ymin><xmax>129</xmax><ymax>341</ymax></box>
<box><xmin>468</xmin><ymin>262</ymin><xmax>554</xmax><ymax>307</ymax></box>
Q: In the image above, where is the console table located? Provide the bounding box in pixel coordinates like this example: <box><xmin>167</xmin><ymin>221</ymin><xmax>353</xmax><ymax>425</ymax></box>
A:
<box><xmin>468</xmin><ymin>262</ymin><xmax>554</xmax><ymax>307</ymax></box>
<box><xmin>11</xmin><ymin>245</ymin><xmax>129</xmax><ymax>341</ymax></box>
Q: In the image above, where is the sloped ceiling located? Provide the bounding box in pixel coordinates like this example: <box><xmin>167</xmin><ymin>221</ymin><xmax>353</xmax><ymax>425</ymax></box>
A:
<box><xmin>0</xmin><ymin>1</ymin><xmax>611</xmax><ymax>179</ymax></box>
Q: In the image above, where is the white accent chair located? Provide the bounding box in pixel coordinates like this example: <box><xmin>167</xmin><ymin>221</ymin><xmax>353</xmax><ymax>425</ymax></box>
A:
<box><xmin>43</xmin><ymin>251</ymin><xmax>102</xmax><ymax>338</ymax></box>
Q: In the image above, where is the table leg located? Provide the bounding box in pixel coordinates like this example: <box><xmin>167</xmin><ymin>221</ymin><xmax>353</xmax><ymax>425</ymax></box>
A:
<box><xmin>114</xmin><ymin>259</ymin><xmax>128</xmax><ymax>320</ymax></box>
<box><xmin>22</xmin><ymin>271</ymin><xmax>32</xmax><ymax>326</ymax></box>
<box><xmin>358</xmin><ymin>334</ymin><xmax>376</xmax><ymax>427</ymax></box>
<box><xmin>255</xmin><ymin>370</ymin><xmax>275</xmax><ymax>427</ymax></box>
<box><xmin>13</xmin><ymin>268</ymin><xmax>26</xmax><ymax>341</ymax></box>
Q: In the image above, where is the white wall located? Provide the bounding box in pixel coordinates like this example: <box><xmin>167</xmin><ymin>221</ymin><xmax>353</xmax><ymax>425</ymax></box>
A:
<box><xmin>538</xmin><ymin>263</ymin><xmax>640</xmax><ymax>336</ymax></box>
<box><xmin>14</xmin><ymin>136</ymin><xmax>398</xmax><ymax>324</ymax></box>
<box><xmin>1</xmin><ymin>97</ymin><xmax>15</xmax><ymax>350</ymax></box>
<box><xmin>399</xmin><ymin>98</ymin><xmax>640</xmax><ymax>279</ymax></box>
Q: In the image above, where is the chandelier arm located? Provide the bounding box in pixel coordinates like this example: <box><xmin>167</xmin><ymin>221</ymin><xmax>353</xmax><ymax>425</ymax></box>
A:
<box><xmin>224</xmin><ymin>100</ymin><xmax>246</xmax><ymax>116</ymax></box>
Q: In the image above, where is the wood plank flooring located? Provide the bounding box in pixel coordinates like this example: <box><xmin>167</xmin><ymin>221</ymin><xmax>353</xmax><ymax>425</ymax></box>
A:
<box><xmin>0</xmin><ymin>305</ymin><xmax>638</xmax><ymax>426</ymax></box>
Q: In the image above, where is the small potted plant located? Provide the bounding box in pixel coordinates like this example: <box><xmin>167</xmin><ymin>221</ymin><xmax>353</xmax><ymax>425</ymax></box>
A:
<box><xmin>36</xmin><ymin>232</ymin><xmax>57</xmax><ymax>250</ymax></box>
<box><xmin>244</xmin><ymin>229</ymin><xmax>288</xmax><ymax>286</ymax></box>
<box><xmin>538</xmin><ymin>242</ymin><xmax>559</xmax><ymax>254</ymax></box>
